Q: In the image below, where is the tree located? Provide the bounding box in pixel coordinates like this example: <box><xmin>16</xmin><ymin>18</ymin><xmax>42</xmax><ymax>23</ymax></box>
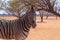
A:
<box><xmin>6</xmin><ymin>0</ymin><xmax>60</xmax><ymax>19</ymax></box>
<box><xmin>39</xmin><ymin>10</ymin><xmax>44</xmax><ymax>22</ymax></box>
<box><xmin>22</xmin><ymin>0</ymin><xmax>60</xmax><ymax>22</ymax></box>
<box><xmin>6</xmin><ymin>0</ymin><xmax>28</xmax><ymax>17</ymax></box>
<box><xmin>7</xmin><ymin>0</ymin><xmax>60</xmax><ymax>15</ymax></box>
<box><xmin>46</xmin><ymin>12</ymin><xmax>49</xmax><ymax>19</ymax></box>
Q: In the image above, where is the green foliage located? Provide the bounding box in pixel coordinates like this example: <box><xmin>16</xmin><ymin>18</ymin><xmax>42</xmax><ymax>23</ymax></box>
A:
<box><xmin>7</xmin><ymin>0</ymin><xmax>27</xmax><ymax>16</ymax></box>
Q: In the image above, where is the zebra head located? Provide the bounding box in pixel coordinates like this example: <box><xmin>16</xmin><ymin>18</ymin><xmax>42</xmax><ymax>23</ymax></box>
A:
<box><xmin>28</xmin><ymin>5</ymin><xmax>36</xmax><ymax>28</ymax></box>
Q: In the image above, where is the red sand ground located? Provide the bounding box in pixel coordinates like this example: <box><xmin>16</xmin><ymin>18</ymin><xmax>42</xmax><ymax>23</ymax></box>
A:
<box><xmin>0</xmin><ymin>16</ymin><xmax>60</xmax><ymax>40</ymax></box>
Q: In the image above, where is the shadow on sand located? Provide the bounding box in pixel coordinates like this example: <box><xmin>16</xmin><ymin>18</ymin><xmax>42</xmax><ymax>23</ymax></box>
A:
<box><xmin>36</xmin><ymin>21</ymin><xmax>47</xmax><ymax>23</ymax></box>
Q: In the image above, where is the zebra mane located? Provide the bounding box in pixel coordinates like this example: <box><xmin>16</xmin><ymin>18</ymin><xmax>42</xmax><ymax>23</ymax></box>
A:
<box><xmin>20</xmin><ymin>6</ymin><xmax>35</xmax><ymax>19</ymax></box>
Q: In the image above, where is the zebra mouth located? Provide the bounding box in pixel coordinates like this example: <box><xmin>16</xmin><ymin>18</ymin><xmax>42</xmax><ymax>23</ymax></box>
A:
<box><xmin>32</xmin><ymin>23</ymin><xmax>36</xmax><ymax>28</ymax></box>
<box><xmin>32</xmin><ymin>20</ymin><xmax>36</xmax><ymax>28</ymax></box>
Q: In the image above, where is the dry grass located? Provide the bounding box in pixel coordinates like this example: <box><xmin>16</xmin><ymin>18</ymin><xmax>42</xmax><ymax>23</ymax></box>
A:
<box><xmin>0</xmin><ymin>16</ymin><xmax>60</xmax><ymax>40</ymax></box>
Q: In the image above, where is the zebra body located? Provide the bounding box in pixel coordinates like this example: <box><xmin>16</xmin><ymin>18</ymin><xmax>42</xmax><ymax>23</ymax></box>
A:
<box><xmin>0</xmin><ymin>6</ymin><xmax>36</xmax><ymax>40</ymax></box>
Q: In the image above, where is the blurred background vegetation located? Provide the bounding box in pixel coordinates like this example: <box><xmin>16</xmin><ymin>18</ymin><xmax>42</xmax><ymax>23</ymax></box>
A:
<box><xmin>0</xmin><ymin>0</ymin><xmax>60</xmax><ymax>22</ymax></box>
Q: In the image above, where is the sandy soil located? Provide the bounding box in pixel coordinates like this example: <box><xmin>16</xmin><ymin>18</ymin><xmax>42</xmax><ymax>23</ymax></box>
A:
<box><xmin>0</xmin><ymin>16</ymin><xmax>60</xmax><ymax>40</ymax></box>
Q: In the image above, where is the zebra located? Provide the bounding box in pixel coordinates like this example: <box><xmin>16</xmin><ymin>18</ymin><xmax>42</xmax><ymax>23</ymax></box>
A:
<box><xmin>0</xmin><ymin>6</ymin><xmax>36</xmax><ymax>40</ymax></box>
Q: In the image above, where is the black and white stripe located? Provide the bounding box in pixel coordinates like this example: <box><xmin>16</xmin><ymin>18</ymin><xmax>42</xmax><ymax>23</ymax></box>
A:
<box><xmin>0</xmin><ymin>6</ymin><xmax>36</xmax><ymax>40</ymax></box>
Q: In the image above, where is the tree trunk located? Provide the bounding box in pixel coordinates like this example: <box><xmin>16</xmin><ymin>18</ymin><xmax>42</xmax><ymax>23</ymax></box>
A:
<box><xmin>40</xmin><ymin>13</ymin><xmax>43</xmax><ymax>22</ymax></box>
<box><xmin>46</xmin><ymin>13</ymin><xmax>48</xmax><ymax>19</ymax></box>
<box><xmin>56</xmin><ymin>15</ymin><xmax>58</xmax><ymax>19</ymax></box>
